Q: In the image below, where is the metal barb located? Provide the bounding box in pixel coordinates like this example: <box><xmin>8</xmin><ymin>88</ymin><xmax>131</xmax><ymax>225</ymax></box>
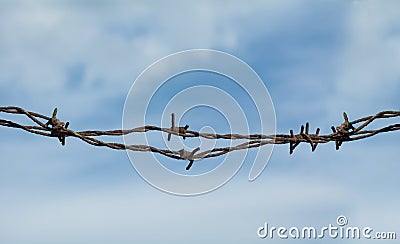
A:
<box><xmin>167</xmin><ymin>113</ymin><xmax>175</xmax><ymax>141</ymax></box>
<box><xmin>45</xmin><ymin>108</ymin><xmax>69</xmax><ymax>146</ymax></box>
<box><xmin>300</xmin><ymin>122</ymin><xmax>314</xmax><ymax>152</ymax></box>
<box><xmin>167</xmin><ymin>113</ymin><xmax>189</xmax><ymax>141</ymax></box>
<box><xmin>289</xmin><ymin>129</ymin><xmax>295</xmax><ymax>154</ymax></box>
<box><xmin>178</xmin><ymin>147</ymin><xmax>201</xmax><ymax>170</ymax></box>
<box><xmin>312</xmin><ymin>128</ymin><xmax>320</xmax><ymax>152</ymax></box>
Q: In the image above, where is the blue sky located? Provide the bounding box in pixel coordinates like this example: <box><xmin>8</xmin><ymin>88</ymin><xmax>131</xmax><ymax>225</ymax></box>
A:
<box><xmin>0</xmin><ymin>0</ymin><xmax>399</xmax><ymax>243</ymax></box>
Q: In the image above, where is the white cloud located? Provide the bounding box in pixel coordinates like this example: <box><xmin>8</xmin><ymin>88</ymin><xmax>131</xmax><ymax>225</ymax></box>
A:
<box><xmin>0</xmin><ymin>171</ymin><xmax>355</xmax><ymax>243</ymax></box>
<box><xmin>2</xmin><ymin>163</ymin><xmax>398</xmax><ymax>243</ymax></box>
<box><xmin>0</xmin><ymin>1</ymin><xmax>272</xmax><ymax>120</ymax></box>
<box><xmin>0</xmin><ymin>1</ymin><xmax>399</xmax><ymax>243</ymax></box>
<box><xmin>328</xmin><ymin>1</ymin><xmax>400</xmax><ymax>117</ymax></box>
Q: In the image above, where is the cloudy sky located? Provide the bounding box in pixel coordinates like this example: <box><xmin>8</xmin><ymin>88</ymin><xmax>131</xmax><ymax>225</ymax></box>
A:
<box><xmin>0</xmin><ymin>0</ymin><xmax>399</xmax><ymax>243</ymax></box>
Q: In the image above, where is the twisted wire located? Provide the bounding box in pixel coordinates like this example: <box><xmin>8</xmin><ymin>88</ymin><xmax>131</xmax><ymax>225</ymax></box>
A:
<box><xmin>1</xmin><ymin>106</ymin><xmax>399</xmax><ymax>169</ymax></box>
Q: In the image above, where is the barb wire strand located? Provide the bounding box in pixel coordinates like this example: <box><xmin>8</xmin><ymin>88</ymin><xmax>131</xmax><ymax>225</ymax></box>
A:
<box><xmin>1</xmin><ymin>106</ymin><xmax>399</xmax><ymax>168</ymax></box>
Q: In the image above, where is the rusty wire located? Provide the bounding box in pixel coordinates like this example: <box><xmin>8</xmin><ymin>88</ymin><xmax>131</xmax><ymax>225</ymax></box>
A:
<box><xmin>0</xmin><ymin>106</ymin><xmax>399</xmax><ymax>170</ymax></box>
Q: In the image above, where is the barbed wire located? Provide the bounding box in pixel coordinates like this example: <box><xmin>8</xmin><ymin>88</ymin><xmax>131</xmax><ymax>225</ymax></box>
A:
<box><xmin>1</xmin><ymin>106</ymin><xmax>399</xmax><ymax>170</ymax></box>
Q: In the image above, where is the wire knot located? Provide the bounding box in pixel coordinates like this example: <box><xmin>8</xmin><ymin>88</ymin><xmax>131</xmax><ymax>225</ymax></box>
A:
<box><xmin>45</xmin><ymin>108</ymin><xmax>69</xmax><ymax>146</ymax></box>
<box><xmin>331</xmin><ymin>112</ymin><xmax>355</xmax><ymax>150</ymax></box>
<box><xmin>167</xmin><ymin>113</ymin><xmax>189</xmax><ymax>141</ymax></box>
<box><xmin>336</xmin><ymin>112</ymin><xmax>355</xmax><ymax>134</ymax></box>
<box><xmin>178</xmin><ymin>147</ymin><xmax>201</xmax><ymax>170</ymax></box>
<box><xmin>289</xmin><ymin>122</ymin><xmax>320</xmax><ymax>154</ymax></box>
